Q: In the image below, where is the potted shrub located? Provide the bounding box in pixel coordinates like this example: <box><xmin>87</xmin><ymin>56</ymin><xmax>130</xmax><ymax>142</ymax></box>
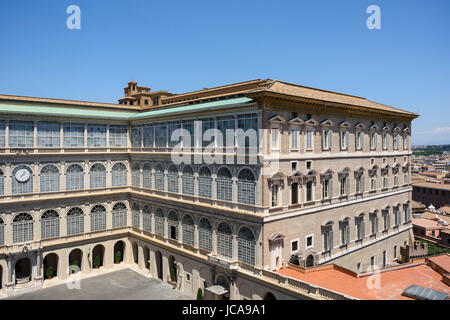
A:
<box><xmin>46</xmin><ymin>266</ymin><xmax>54</xmax><ymax>280</ymax></box>
<box><xmin>71</xmin><ymin>260</ymin><xmax>79</xmax><ymax>274</ymax></box>
<box><xmin>196</xmin><ymin>288</ymin><xmax>204</xmax><ymax>300</ymax></box>
<box><xmin>115</xmin><ymin>251</ymin><xmax>122</xmax><ymax>264</ymax></box>
<box><xmin>94</xmin><ymin>255</ymin><xmax>101</xmax><ymax>269</ymax></box>
<box><xmin>170</xmin><ymin>267</ymin><xmax>177</xmax><ymax>282</ymax></box>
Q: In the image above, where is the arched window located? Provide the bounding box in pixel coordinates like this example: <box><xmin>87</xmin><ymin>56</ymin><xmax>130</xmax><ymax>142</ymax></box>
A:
<box><xmin>40</xmin><ymin>164</ymin><xmax>59</xmax><ymax>193</ymax></box>
<box><xmin>0</xmin><ymin>217</ymin><xmax>4</xmax><ymax>246</ymax></box>
<box><xmin>0</xmin><ymin>168</ymin><xmax>4</xmax><ymax>195</ymax></box>
<box><xmin>237</xmin><ymin>169</ymin><xmax>256</xmax><ymax>205</ymax></box>
<box><xmin>67</xmin><ymin>207</ymin><xmax>84</xmax><ymax>236</ymax></box>
<box><xmin>12</xmin><ymin>165</ymin><xmax>33</xmax><ymax>195</ymax></box>
<box><xmin>41</xmin><ymin>210</ymin><xmax>60</xmax><ymax>239</ymax></box>
<box><xmin>111</xmin><ymin>162</ymin><xmax>127</xmax><ymax>187</ymax></box>
<box><xmin>238</xmin><ymin>227</ymin><xmax>256</xmax><ymax>266</ymax></box>
<box><xmin>167</xmin><ymin>165</ymin><xmax>179</xmax><ymax>193</ymax></box>
<box><xmin>198</xmin><ymin>218</ymin><xmax>212</xmax><ymax>252</ymax></box>
<box><xmin>217</xmin><ymin>222</ymin><xmax>233</xmax><ymax>259</ymax></box>
<box><xmin>112</xmin><ymin>203</ymin><xmax>127</xmax><ymax>228</ymax></box>
<box><xmin>131</xmin><ymin>163</ymin><xmax>140</xmax><ymax>187</ymax></box>
<box><xmin>132</xmin><ymin>203</ymin><xmax>140</xmax><ymax>228</ymax></box>
<box><xmin>13</xmin><ymin>213</ymin><xmax>33</xmax><ymax>243</ymax></box>
<box><xmin>182</xmin><ymin>166</ymin><xmax>194</xmax><ymax>196</ymax></box>
<box><xmin>66</xmin><ymin>164</ymin><xmax>84</xmax><ymax>191</ymax></box>
<box><xmin>217</xmin><ymin>167</ymin><xmax>233</xmax><ymax>202</ymax></box>
<box><xmin>182</xmin><ymin>214</ymin><xmax>194</xmax><ymax>246</ymax></box>
<box><xmin>168</xmin><ymin>211</ymin><xmax>178</xmax><ymax>240</ymax></box>
<box><xmin>143</xmin><ymin>163</ymin><xmax>152</xmax><ymax>189</ymax></box>
<box><xmin>154</xmin><ymin>208</ymin><xmax>165</xmax><ymax>236</ymax></box>
<box><xmin>198</xmin><ymin>166</ymin><xmax>212</xmax><ymax>198</ymax></box>
<box><xmin>90</xmin><ymin>205</ymin><xmax>106</xmax><ymax>232</ymax></box>
<box><xmin>142</xmin><ymin>205</ymin><xmax>152</xmax><ymax>232</ymax></box>
<box><xmin>154</xmin><ymin>164</ymin><xmax>165</xmax><ymax>191</ymax></box>
<box><xmin>90</xmin><ymin>163</ymin><xmax>106</xmax><ymax>189</ymax></box>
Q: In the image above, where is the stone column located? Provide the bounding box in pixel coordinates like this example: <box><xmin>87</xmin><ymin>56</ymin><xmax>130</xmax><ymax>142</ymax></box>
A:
<box><xmin>82</xmin><ymin>247</ymin><xmax>90</xmax><ymax>273</ymax></box>
<box><xmin>194</xmin><ymin>224</ymin><xmax>199</xmax><ymax>252</ymax></box>
<box><xmin>232</xmin><ymin>234</ymin><xmax>238</xmax><ymax>262</ymax></box>
<box><xmin>149</xmin><ymin>250</ymin><xmax>157</xmax><ymax>279</ymax></box>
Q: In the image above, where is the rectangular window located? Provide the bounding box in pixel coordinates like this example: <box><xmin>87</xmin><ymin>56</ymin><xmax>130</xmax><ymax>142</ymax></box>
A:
<box><xmin>356</xmin><ymin>132</ymin><xmax>363</xmax><ymax>150</ymax></box>
<box><xmin>394</xmin><ymin>245</ymin><xmax>397</xmax><ymax>259</ymax></box>
<box><xmin>217</xmin><ymin>116</ymin><xmax>235</xmax><ymax>148</ymax></box>
<box><xmin>322</xmin><ymin>129</ymin><xmax>332</xmax><ymax>150</ymax></box>
<box><xmin>370</xmin><ymin>132</ymin><xmax>378</xmax><ymax>150</ymax></box>
<box><xmin>371</xmin><ymin>177</ymin><xmax>376</xmax><ymax>191</ymax></box>
<box><xmin>201</xmin><ymin>118</ymin><xmax>215</xmax><ymax>148</ymax></box>
<box><xmin>340</xmin><ymin>177</ymin><xmax>346</xmax><ymax>196</ymax></box>
<box><xmin>37</xmin><ymin>122</ymin><xmax>60</xmax><ymax>148</ymax></box>
<box><xmin>306</xmin><ymin>236</ymin><xmax>313</xmax><ymax>249</ymax></box>
<box><xmin>271</xmin><ymin>185</ymin><xmax>278</xmax><ymax>207</ymax></box>
<box><xmin>143</xmin><ymin>124</ymin><xmax>154</xmax><ymax>147</ymax></box>
<box><xmin>237</xmin><ymin>113</ymin><xmax>257</xmax><ymax>148</ymax></box>
<box><xmin>383</xmin><ymin>176</ymin><xmax>388</xmax><ymax>189</ymax></box>
<box><xmin>394</xmin><ymin>175</ymin><xmax>399</xmax><ymax>187</ymax></box>
<box><xmin>323</xmin><ymin>179</ymin><xmax>330</xmax><ymax>199</ymax></box>
<box><xmin>87</xmin><ymin>124</ymin><xmax>107</xmax><ymax>147</ymax></box>
<box><xmin>291</xmin><ymin>128</ymin><xmax>298</xmax><ymax>150</ymax></box>
<box><xmin>155</xmin><ymin>124</ymin><xmax>167</xmax><ymax>147</ymax></box>
<box><xmin>63</xmin><ymin>123</ymin><xmax>84</xmax><ymax>147</ymax></box>
<box><xmin>306</xmin><ymin>130</ymin><xmax>313</xmax><ymax>150</ymax></box>
<box><xmin>271</xmin><ymin>128</ymin><xmax>279</xmax><ymax>151</ymax></box>
<box><xmin>383</xmin><ymin>251</ymin><xmax>387</xmax><ymax>268</ymax></box>
<box><xmin>291</xmin><ymin>240</ymin><xmax>298</xmax><ymax>253</ymax></box>
<box><xmin>306</xmin><ymin>161</ymin><xmax>312</xmax><ymax>170</ymax></box>
<box><xmin>109</xmin><ymin>125</ymin><xmax>127</xmax><ymax>147</ymax></box>
<box><xmin>306</xmin><ymin>181</ymin><xmax>313</xmax><ymax>202</ymax></box>
<box><xmin>182</xmin><ymin>120</ymin><xmax>194</xmax><ymax>148</ymax></box>
<box><xmin>168</xmin><ymin>121</ymin><xmax>182</xmax><ymax>147</ymax></box>
<box><xmin>370</xmin><ymin>256</ymin><xmax>375</xmax><ymax>270</ymax></box>
<box><xmin>291</xmin><ymin>182</ymin><xmax>298</xmax><ymax>204</ymax></box>
<box><xmin>9</xmin><ymin>121</ymin><xmax>34</xmax><ymax>148</ymax></box>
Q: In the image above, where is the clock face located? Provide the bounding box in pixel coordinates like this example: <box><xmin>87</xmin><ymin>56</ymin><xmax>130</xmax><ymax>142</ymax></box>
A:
<box><xmin>15</xmin><ymin>168</ymin><xmax>31</xmax><ymax>182</ymax></box>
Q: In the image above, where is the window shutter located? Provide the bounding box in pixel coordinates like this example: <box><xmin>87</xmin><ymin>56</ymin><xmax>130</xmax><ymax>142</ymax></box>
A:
<box><xmin>361</xmin><ymin>176</ymin><xmax>365</xmax><ymax>193</ymax></box>
<box><xmin>361</xmin><ymin>132</ymin><xmax>365</xmax><ymax>149</ymax></box>
<box><xmin>329</xmin><ymin>178</ymin><xmax>333</xmax><ymax>198</ymax></box>
<box><xmin>329</xmin><ymin>230</ymin><xmax>333</xmax><ymax>250</ymax></box>
<box><xmin>375</xmin><ymin>133</ymin><xmax>378</xmax><ymax>149</ymax></box>
<box><xmin>328</xmin><ymin>130</ymin><xmax>333</xmax><ymax>148</ymax></box>
<box><xmin>345</xmin><ymin>177</ymin><xmax>350</xmax><ymax>195</ymax></box>
<box><xmin>322</xmin><ymin>129</ymin><xmax>326</xmax><ymax>149</ymax></box>
<box><xmin>361</xmin><ymin>220</ymin><xmax>365</xmax><ymax>238</ymax></box>
<box><xmin>375</xmin><ymin>217</ymin><xmax>379</xmax><ymax>233</ymax></box>
<box><xmin>346</xmin><ymin>131</ymin><xmax>349</xmax><ymax>149</ymax></box>
<box><xmin>346</xmin><ymin>225</ymin><xmax>350</xmax><ymax>244</ymax></box>
<box><xmin>387</xmin><ymin>214</ymin><xmax>390</xmax><ymax>229</ymax></box>
<box><xmin>387</xmin><ymin>133</ymin><xmax>390</xmax><ymax>149</ymax></box>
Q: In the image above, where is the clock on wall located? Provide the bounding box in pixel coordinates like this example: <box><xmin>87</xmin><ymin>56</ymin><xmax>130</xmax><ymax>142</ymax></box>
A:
<box><xmin>15</xmin><ymin>168</ymin><xmax>31</xmax><ymax>182</ymax></box>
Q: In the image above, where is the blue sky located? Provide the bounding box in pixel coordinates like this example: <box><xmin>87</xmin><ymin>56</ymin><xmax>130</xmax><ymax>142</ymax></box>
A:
<box><xmin>0</xmin><ymin>0</ymin><xmax>449</xmax><ymax>145</ymax></box>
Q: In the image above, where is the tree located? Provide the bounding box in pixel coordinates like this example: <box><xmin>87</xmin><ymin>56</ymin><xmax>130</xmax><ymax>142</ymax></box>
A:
<box><xmin>94</xmin><ymin>255</ymin><xmax>101</xmax><ymax>268</ymax></box>
<box><xmin>46</xmin><ymin>265</ymin><xmax>54</xmax><ymax>279</ymax></box>
<box><xmin>115</xmin><ymin>250</ymin><xmax>122</xmax><ymax>264</ymax></box>
<box><xmin>196</xmin><ymin>288</ymin><xmax>204</xmax><ymax>300</ymax></box>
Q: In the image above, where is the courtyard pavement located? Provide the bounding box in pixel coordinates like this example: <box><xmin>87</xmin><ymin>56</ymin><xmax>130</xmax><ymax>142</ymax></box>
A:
<box><xmin>5</xmin><ymin>268</ymin><xmax>190</xmax><ymax>300</ymax></box>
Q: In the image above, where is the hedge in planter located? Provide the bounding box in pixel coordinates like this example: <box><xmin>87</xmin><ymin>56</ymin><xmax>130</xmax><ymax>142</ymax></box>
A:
<box><xmin>46</xmin><ymin>266</ymin><xmax>54</xmax><ymax>279</ymax></box>
<box><xmin>94</xmin><ymin>255</ymin><xmax>101</xmax><ymax>268</ymax></box>
<box><xmin>115</xmin><ymin>251</ymin><xmax>122</xmax><ymax>264</ymax></box>
<box><xmin>197</xmin><ymin>288</ymin><xmax>204</xmax><ymax>300</ymax></box>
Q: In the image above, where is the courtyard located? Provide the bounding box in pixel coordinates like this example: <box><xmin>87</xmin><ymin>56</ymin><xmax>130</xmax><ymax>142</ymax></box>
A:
<box><xmin>5</xmin><ymin>268</ymin><xmax>190</xmax><ymax>300</ymax></box>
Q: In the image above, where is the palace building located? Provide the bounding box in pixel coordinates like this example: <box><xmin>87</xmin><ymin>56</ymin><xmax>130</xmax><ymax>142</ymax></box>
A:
<box><xmin>0</xmin><ymin>79</ymin><xmax>418</xmax><ymax>299</ymax></box>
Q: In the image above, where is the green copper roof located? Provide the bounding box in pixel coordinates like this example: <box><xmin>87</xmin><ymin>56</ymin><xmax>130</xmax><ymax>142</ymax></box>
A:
<box><xmin>0</xmin><ymin>103</ymin><xmax>138</xmax><ymax>120</ymax></box>
<box><xmin>0</xmin><ymin>97</ymin><xmax>254</xmax><ymax>121</ymax></box>
<box><xmin>130</xmin><ymin>97</ymin><xmax>254</xmax><ymax>120</ymax></box>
